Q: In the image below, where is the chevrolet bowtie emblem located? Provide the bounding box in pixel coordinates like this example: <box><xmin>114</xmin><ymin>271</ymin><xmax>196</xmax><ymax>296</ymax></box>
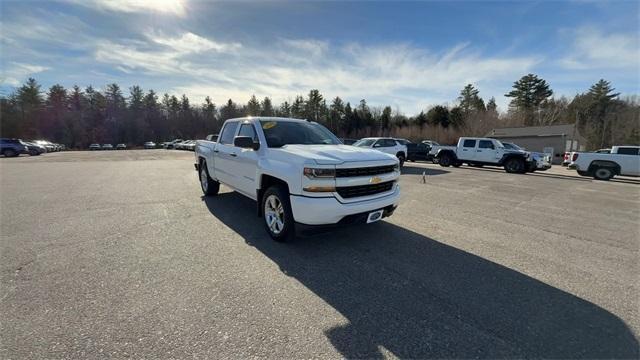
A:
<box><xmin>370</xmin><ymin>176</ymin><xmax>382</xmax><ymax>184</ymax></box>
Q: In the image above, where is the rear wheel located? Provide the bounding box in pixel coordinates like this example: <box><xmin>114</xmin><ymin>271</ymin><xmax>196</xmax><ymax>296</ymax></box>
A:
<box><xmin>262</xmin><ymin>186</ymin><xmax>295</xmax><ymax>242</ymax></box>
<box><xmin>504</xmin><ymin>157</ymin><xmax>525</xmax><ymax>173</ymax></box>
<box><xmin>2</xmin><ymin>149</ymin><xmax>17</xmax><ymax>157</ymax></box>
<box><xmin>199</xmin><ymin>161</ymin><xmax>220</xmax><ymax>196</ymax></box>
<box><xmin>593</xmin><ymin>167</ymin><xmax>614</xmax><ymax>181</ymax></box>
<box><xmin>29</xmin><ymin>149</ymin><xmax>40</xmax><ymax>156</ymax></box>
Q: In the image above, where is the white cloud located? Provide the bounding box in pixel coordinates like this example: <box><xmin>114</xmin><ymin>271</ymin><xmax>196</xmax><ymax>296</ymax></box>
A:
<box><xmin>0</xmin><ymin>63</ymin><xmax>50</xmax><ymax>86</ymax></box>
<box><xmin>148</xmin><ymin>31</ymin><xmax>241</xmax><ymax>54</ymax></box>
<box><xmin>153</xmin><ymin>38</ymin><xmax>539</xmax><ymax>113</ymax></box>
<box><xmin>95</xmin><ymin>31</ymin><xmax>242</xmax><ymax>75</ymax></box>
<box><xmin>66</xmin><ymin>0</ymin><xmax>187</xmax><ymax>16</ymax></box>
<box><xmin>560</xmin><ymin>27</ymin><xmax>640</xmax><ymax>70</ymax></box>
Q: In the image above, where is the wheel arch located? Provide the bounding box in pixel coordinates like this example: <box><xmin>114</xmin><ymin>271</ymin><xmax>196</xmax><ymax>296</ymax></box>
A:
<box><xmin>257</xmin><ymin>174</ymin><xmax>290</xmax><ymax>217</ymax></box>
<box><xmin>588</xmin><ymin>160</ymin><xmax>621</xmax><ymax>175</ymax></box>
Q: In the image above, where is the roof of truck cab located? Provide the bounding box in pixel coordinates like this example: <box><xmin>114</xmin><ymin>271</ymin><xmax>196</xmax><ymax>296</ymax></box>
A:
<box><xmin>225</xmin><ymin>116</ymin><xmax>308</xmax><ymax>123</ymax></box>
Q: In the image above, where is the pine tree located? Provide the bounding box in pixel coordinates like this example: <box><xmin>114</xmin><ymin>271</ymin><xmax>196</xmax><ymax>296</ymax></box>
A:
<box><xmin>291</xmin><ymin>96</ymin><xmax>305</xmax><ymax>118</ymax></box>
<box><xmin>246</xmin><ymin>95</ymin><xmax>261</xmax><ymax>116</ymax></box>
<box><xmin>426</xmin><ymin>106</ymin><xmax>450</xmax><ymax>128</ymax></box>
<box><xmin>278</xmin><ymin>101</ymin><xmax>291</xmax><ymax>117</ymax></box>
<box><xmin>305</xmin><ymin>89</ymin><xmax>324</xmax><ymax>122</ymax></box>
<box><xmin>505</xmin><ymin>74</ymin><xmax>553</xmax><ymax>125</ymax></box>
<box><xmin>329</xmin><ymin>96</ymin><xmax>345</xmax><ymax>133</ymax></box>
<box><xmin>16</xmin><ymin>78</ymin><xmax>44</xmax><ymax>137</ymax></box>
<box><xmin>261</xmin><ymin>97</ymin><xmax>274</xmax><ymax>116</ymax></box>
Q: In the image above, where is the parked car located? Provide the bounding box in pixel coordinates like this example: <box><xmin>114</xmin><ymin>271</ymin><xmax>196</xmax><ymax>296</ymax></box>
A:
<box><xmin>194</xmin><ymin>117</ymin><xmax>400</xmax><ymax>241</ymax></box>
<box><xmin>144</xmin><ymin>141</ymin><xmax>156</xmax><ymax>149</ymax></box>
<box><xmin>176</xmin><ymin>140</ymin><xmax>193</xmax><ymax>150</ymax></box>
<box><xmin>572</xmin><ymin>145</ymin><xmax>640</xmax><ymax>180</ymax></box>
<box><xmin>1</xmin><ymin>138</ymin><xmax>28</xmax><ymax>157</ymax></box>
<box><xmin>501</xmin><ymin>142</ymin><xmax>551</xmax><ymax>172</ymax></box>
<box><xmin>394</xmin><ymin>138</ymin><xmax>412</xmax><ymax>145</ymax></box>
<box><xmin>406</xmin><ymin>142</ymin><xmax>435</xmax><ymax>162</ymax></box>
<box><xmin>89</xmin><ymin>143</ymin><xmax>101</xmax><ymax>150</ymax></box>
<box><xmin>102</xmin><ymin>144</ymin><xmax>114</xmax><ymax>150</ymax></box>
<box><xmin>421</xmin><ymin>140</ymin><xmax>440</xmax><ymax>147</ymax></box>
<box><xmin>353</xmin><ymin>137</ymin><xmax>408</xmax><ymax>166</ymax></box>
<box><xmin>24</xmin><ymin>142</ymin><xmax>46</xmax><ymax>156</ymax></box>
<box><xmin>34</xmin><ymin>140</ymin><xmax>56</xmax><ymax>152</ymax></box>
<box><xmin>116</xmin><ymin>143</ymin><xmax>127</xmax><ymax>150</ymax></box>
<box><xmin>183</xmin><ymin>140</ymin><xmax>196</xmax><ymax>151</ymax></box>
<box><xmin>164</xmin><ymin>139</ymin><xmax>183</xmax><ymax>149</ymax></box>
<box><xmin>434</xmin><ymin>137</ymin><xmax>534</xmax><ymax>173</ymax></box>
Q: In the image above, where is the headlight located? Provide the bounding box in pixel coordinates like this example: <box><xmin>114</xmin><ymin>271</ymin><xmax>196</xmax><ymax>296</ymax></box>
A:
<box><xmin>303</xmin><ymin>167</ymin><xmax>335</xmax><ymax>179</ymax></box>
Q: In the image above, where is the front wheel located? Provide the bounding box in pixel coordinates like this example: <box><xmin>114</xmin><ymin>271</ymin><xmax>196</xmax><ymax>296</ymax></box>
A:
<box><xmin>262</xmin><ymin>186</ymin><xmax>295</xmax><ymax>242</ymax></box>
<box><xmin>199</xmin><ymin>162</ymin><xmax>220</xmax><ymax>196</ymax></box>
<box><xmin>504</xmin><ymin>158</ymin><xmax>525</xmax><ymax>173</ymax></box>
<box><xmin>397</xmin><ymin>154</ymin><xmax>405</xmax><ymax>168</ymax></box>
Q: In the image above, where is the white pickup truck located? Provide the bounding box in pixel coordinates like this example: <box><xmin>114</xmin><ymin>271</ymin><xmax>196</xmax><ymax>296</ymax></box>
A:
<box><xmin>195</xmin><ymin>117</ymin><xmax>401</xmax><ymax>241</ymax></box>
<box><xmin>432</xmin><ymin>137</ymin><xmax>534</xmax><ymax>173</ymax></box>
<box><xmin>572</xmin><ymin>146</ymin><xmax>640</xmax><ymax>180</ymax></box>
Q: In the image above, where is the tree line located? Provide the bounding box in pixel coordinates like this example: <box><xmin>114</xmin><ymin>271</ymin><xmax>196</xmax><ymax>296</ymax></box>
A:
<box><xmin>1</xmin><ymin>74</ymin><xmax>638</xmax><ymax>149</ymax></box>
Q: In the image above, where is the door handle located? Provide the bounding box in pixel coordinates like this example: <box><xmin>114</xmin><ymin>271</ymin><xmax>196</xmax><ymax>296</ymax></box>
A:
<box><xmin>213</xmin><ymin>149</ymin><xmax>219</xmax><ymax>153</ymax></box>
<box><xmin>229</xmin><ymin>153</ymin><xmax>237</xmax><ymax>157</ymax></box>
<box><xmin>477</xmin><ymin>150</ymin><xmax>482</xmax><ymax>152</ymax></box>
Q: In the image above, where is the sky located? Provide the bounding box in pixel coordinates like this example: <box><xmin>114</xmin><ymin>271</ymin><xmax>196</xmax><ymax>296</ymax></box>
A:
<box><xmin>1</xmin><ymin>0</ymin><xmax>639</xmax><ymax>114</ymax></box>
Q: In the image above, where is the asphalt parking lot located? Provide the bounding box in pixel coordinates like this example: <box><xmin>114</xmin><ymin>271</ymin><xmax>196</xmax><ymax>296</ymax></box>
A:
<box><xmin>1</xmin><ymin>150</ymin><xmax>638</xmax><ymax>358</ymax></box>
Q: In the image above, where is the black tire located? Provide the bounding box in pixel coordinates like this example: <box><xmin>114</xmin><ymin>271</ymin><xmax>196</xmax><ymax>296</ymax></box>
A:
<box><xmin>397</xmin><ymin>154</ymin><xmax>405</xmax><ymax>168</ymax></box>
<box><xmin>2</xmin><ymin>149</ymin><xmax>17</xmax><ymax>157</ymax></box>
<box><xmin>452</xmin><ymin>161</ymin><xmax>462</xmax><ymax>168</ymax></box>
<box><xmin>262</xmin><ymin>185</ymin><xmax>295</xmax><ymax>242</ymax></box>
<box><xmin>29</xmin><ymin>149</ymin><xmax>40</xmax><ymax>156</ymax></box>
<box><xmin>199</xmin><ymin>161</ymin><xmax>220</xmax><ymax>196</ymax></box>
<box><xmin>504</xmin><ymin>157</ymin><xmax>525</xmax><ymax>173</ymax></box>
<box><xmin>593</xmin><ymin>167</ymin><xmax>614</xmax><ymax>181</ymax></box>
<box><xmin>438</xmin><ymin>153</ymin><xmax>452</xmax><ymax>167</ymax></box>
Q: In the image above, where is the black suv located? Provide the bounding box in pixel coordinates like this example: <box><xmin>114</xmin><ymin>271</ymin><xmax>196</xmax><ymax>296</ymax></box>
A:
<box><xmin>1</xmin><ymin>138</ymin><xmax>28</xmax><ymax>157</ymax></box>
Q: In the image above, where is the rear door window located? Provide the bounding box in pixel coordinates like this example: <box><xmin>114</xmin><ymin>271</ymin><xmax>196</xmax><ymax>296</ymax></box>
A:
<box><xmin>219</xmin><ymin>122</ymin><xmax>239</xmax><ymax>145</ymax></box>
<box><xmin>617</xmin><ymin>147</ymin><xmax>639</xmax><ymax>155</ymax></box>
<box><xmin>463</xmin><ymin>139</ymin><xmax>477</xmax><ymax>148</ymax></box>
<box><xmin>479</xmin><ymin>140</ymin><xmax>494</xmax><ymax>149</ymax></box>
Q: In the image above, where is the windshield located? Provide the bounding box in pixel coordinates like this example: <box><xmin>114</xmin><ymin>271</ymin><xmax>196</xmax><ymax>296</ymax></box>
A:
<box><xmin>502</xmin><ymin>142</ymin><xmax>520</xmax><ymax>150</ymax></box>
<box><xmin>260</xmin><ymin>120</ymin><xmax>340</xmax><ymax>147</ymax></box>
<box><xmin>353</xmin><ymin>139</ymin><xmax>376</xmax><ymax>147</ymax></box>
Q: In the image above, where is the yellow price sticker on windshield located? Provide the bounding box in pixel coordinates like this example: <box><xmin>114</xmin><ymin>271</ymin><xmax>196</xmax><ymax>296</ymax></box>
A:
<box><xmin>262</xmin><ymin>121</ymin><xmax>277</xmax><ymax>129</ymax></box>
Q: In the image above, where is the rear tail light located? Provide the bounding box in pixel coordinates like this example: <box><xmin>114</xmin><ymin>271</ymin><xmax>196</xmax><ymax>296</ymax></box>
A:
<box><xmin>572</xmin><ymin>153</ymin><xmax>579</xmax><ymax>161</ymax></box>
<box><xmin>564</xmin><ymin>152</ymin><xmax>569</xmax><ymax>160</ymax></box>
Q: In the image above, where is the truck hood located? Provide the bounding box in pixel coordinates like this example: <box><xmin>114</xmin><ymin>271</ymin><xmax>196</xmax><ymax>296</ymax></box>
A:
<box><xmin>273</xmin><ymin>144</ymin><xmax>396</xmax><ymax>165</ymax></box>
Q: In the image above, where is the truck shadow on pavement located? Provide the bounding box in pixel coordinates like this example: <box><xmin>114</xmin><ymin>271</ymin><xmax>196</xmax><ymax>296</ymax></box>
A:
<box><xmin>401</xmin><ymin>165</ymin><xmax>449</xmax><ymax>176</ymax></box>
<box><xmin>202</xmin><ymin>192</ymin><xmax>639</xmax><ymax>359</ymax></box>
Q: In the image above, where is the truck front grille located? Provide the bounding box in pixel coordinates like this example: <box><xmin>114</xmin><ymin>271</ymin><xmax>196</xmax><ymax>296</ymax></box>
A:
<box><xmin>336</xmin><ymin>181</ymin><xmax>395</xmax><ymax>199</ymax></box>
<box><xmin>335</xmin><ymin>165</ymin><xmax>395</xmax><ymax>178</ymax></box>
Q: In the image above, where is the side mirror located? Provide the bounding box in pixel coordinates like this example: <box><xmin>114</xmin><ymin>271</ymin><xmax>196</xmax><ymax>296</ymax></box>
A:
<box><xmin>234</xmin><ymin>136</ymin><xmax>260</xmax><ymax>150</ymax></box>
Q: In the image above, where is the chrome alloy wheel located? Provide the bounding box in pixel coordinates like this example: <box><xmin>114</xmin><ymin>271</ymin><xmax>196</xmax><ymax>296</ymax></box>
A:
<box><xmin>264</xmin><ymin>194</ymin><xmax>285</xmax><ymax>235</ymax></box>
<box><xmin>200</xmin><ymin>167</ymin><xmax>208</xmax><ymax>192</ymax></box>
